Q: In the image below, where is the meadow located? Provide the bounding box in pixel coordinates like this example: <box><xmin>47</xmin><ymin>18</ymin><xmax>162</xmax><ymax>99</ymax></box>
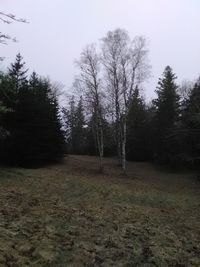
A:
<box><xmin>0</xmin><ymin>155</ymin><xmax>199</xmax><ymax>266</ymax></box>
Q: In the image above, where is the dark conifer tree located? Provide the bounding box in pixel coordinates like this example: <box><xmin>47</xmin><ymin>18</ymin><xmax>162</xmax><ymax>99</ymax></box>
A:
<box><xmin>18</xmin><ymin>74</ymin><xmax>65</xmax><ymax>165</ymax></box>
<box><xmin>8</xmin><ymin>53</ymin><xmax>28</xmax><ymax>93</ymax></box>
<box><xmin>63</xmin><ymin>96</ymin><xmax>77</xmax><ymax>154</ymax></box>
<box><xmin>0</xmin><ymin>54</ymin><xmax>65</xmax><ymax>166</ymax></box>
<box><xmin>0</xmin><ymin>54</ymin><xmax>29</xmax><ymax>164</ymax></box>
<box><xmin>183</xmin><ymin>79</ymin><xmax>200</xmax><ymax>128</ymax></box>
<box><xmin>127</xmin><ymin>87</ymin><xmax>149</xmax><ymax>161</ymax></box>
<box><xmin>153</xmin><ymin>66</ymin><xmax>180</xmax><ymax>162</ymax></box>
<box><xmin>180</xmin><ymin>79</ymin><xmax>200</xmax><ymax>167</ymax></box>
<box><xmin>63</xmin><ymin>96</ymin><xmax>86</xmax><ymax>154</ymax></box>
<box><xmin>0</xmin><ymin>72</ymin><xmax>12</xmax><ymax>115</ymax></box>
<box><xmin>0</xmin><ymin>72</ymin><xmax>12</xmax><ymax>143</ymax></box>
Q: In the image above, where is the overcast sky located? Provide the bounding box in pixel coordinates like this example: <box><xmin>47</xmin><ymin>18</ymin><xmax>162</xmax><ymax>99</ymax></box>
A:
<box><xmin>1</xmin><ymin>0</ymin><xmax>200</xmax><ymax>100</ymax></box>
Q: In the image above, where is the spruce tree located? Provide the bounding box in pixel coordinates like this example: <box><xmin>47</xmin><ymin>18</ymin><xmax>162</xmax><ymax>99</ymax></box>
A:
<box><xmin>0</xmin><ymin>55</ymin><xmax>28</xmax><ymax>164</ymax></box>
<box><xmin>63</xmin><ymin>96</ymin><xmax>86</xmax><ymax>154</ymax></box>
<box><xmin>1</xmin><ymin>66</ymin><xmax>65</xmax><ymax>165</ymax></box>
<box><xmin>63</xmin><ymin>96</ymin><xmax>77</xmax><ymax>154</ymax></box>
<box><xmin>8</xmin><ymin>53</ymin><xmax>28</xmax><ymax>93</ymax></box>
<box><xmin>183</xmin><ymin>79</ymin><xmax>200</xmax><ymax>128</ymax></box>
<box><xmin>153</xmin><ymin>66</ymin><xmax>180</xmax><ymax>162</ymax></box>
<box><xmin>0</xmin><ymin>72</ymin><xmax>12</xmax><ymax>115</ymax></box>
<box><xmin>0</xmin><ymin>73</ymin><xmax>11</xmax><ymax>144</ymax></box>
<box><xmin>127</xmin><ymin>88</ymin><xmax>148</xmax><ymax>161</ymax></box>
<box><xmin>181</xmin><ymin>79</ymin><xmax>200</xmax><ymax>166</ymax></box>
<box><xmin>20</xmin><ymin>75</ymin><xmax>65</xmax><ymax>165</ymax></box>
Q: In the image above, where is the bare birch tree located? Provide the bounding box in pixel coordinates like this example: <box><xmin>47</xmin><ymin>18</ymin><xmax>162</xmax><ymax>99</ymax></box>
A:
<box><xmin>101</xmin><ymin>29</ymin><xmax>128</xmax><ymax>165</ymax></box>
<box><xmin>75</xmin><ymin>44</ymin><xmax>104</xmax><ymax>171</ymax></box>
<box><xmin>101</xmin><ymin>29</ymin><xmax>150</xmax><ymax>174</ymax></box>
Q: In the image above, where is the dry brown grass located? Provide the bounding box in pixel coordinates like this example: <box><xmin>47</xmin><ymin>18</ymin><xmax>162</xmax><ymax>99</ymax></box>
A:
<box><xmin>0</xmin><ymin>155</ymin><xmax>199</xmax><ymax>266</ymax></box>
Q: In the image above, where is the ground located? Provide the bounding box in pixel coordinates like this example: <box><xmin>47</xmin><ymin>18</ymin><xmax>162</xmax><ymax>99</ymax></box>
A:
<box><xmin>0</xmin><ymin>155</ymin><xmax>200</xmax><ymax>266</ymax></box>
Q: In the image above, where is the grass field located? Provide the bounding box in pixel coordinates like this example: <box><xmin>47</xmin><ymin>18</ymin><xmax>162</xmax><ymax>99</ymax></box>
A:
<box><xmin>0</xmin><ymin>155</ymin><xmax>200</xmax><ymax>266</ymax></box>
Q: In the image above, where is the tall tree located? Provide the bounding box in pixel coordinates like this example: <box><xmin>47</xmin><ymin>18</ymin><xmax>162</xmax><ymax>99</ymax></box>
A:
<box><xmin>63</xmin><ymin>96</ymin><xmax>77</xmax><ymax>153</ymax></box>
<box><xmin>181</xmin><ymin>79</ymin><xmax>200</xmax><ymax>165</ymax></box>
<box><xmin>0</xmin><ymin>72</ymin><xmax>12</xmax><ymax>114</ymax></box>
<box><xmin>24</xmin><ymin>74</ymin><xmax>65</xmax><ymax>165</ymax></box>
<box><xmin>75</xmin><ymin>44</ymin><xmax>104</xmax><ymax>171</ymax></box>
<box><xmin>101</xmin><ymin>29</ymin><xmax>150</xmax><ymax>173</ymax></box>
<box><xmin>153</xmin><ymin>66</ymin><xmax>180</xmax><ymax>162</ymax></box>
<box><xmin>0</xmin><ymin>72</ymin><xmax>12</xmax><ymax>141</ymax></box>
<box><xmin>1</xmin><ymin>54</ymin><xmax>28</xmax><ymax>136</ymax></box>
<box><xmin>183</xmin><ymin>79</ymin><xmax>200</xmax><ymax>128</ymax></box>
<box><xmin>0</xmin><ymin>55</ymin><xmax>26</xmax><ymax>140</ymax></box>
<box><xmin>101</xmin><ymin>29</ymin><xmax>126</xmax><ymax>165</ymax></box>
<box><xmin>127</xmin><ymin>87</ymin><xmax>148</xmax><ymax>161</ymax></box>
<box><xmin>8</xmin><ymin>53</ymin><xmax>28</xmax><ymax>92</ymax></box>
<box><xmin>0</xmin><ymin>65</ymin><xmax>65</xmax><ymax>166</ymax></box>
<box><xmin>63</xmin><ymin>96</ymin><xmax>86</xmax><ymax>154</ymax></box>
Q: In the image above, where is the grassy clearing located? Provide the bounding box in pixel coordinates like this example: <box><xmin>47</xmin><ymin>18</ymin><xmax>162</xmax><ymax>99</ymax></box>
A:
<box><xmin>0</xmin><ymin>155</ymin><xmax>200</xmax><ymax>266</ymax></box>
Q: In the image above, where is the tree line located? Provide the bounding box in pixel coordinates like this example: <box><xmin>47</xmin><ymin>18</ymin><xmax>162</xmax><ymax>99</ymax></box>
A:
<box><xmin>63</xmin><ymin>29</ymin><xmax>200</xmax><ymax>172</ymax></box>
<box><xmin>0</xmin><ymin>28</ymin><xmax>200</xmax><ymax>171</ymax></box>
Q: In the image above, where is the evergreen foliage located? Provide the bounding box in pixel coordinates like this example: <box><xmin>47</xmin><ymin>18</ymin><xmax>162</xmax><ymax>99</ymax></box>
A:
<box><xmin>178</xmin><ymin>79</ymin><xmax>200</xmax><ymax>168</ymax></box>
<box><xmin>0</xmin><ymin>55</ymin><xmax>65</xmax><ymax>166</ymax></box>
<box><xmin>63</xmin><ymin>96</ymin><xmax>86</xmax><ymax>155</ymax></box>
<box><xmin>153</xmin><ymin>66</ymin><xmax>180</xmax><ymax>163</ymax></box>
<box><xmin>127</xmin><ymin>88</ymin><xmax>149</xmax><ymax>161</ymax></box>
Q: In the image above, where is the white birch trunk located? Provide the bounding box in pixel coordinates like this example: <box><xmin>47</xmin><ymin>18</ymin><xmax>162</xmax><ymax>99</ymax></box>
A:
<box><xmin>121</xmin><ymin>118</ymin><xmax>127</xmax><ymax>174</ymax></box>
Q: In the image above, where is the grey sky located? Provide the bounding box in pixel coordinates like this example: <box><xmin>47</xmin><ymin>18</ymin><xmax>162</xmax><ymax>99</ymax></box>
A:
<box><xmin>1</xmin><ymin>0</ymin><xmax>200</xmax><ymax>100</ymax></box>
